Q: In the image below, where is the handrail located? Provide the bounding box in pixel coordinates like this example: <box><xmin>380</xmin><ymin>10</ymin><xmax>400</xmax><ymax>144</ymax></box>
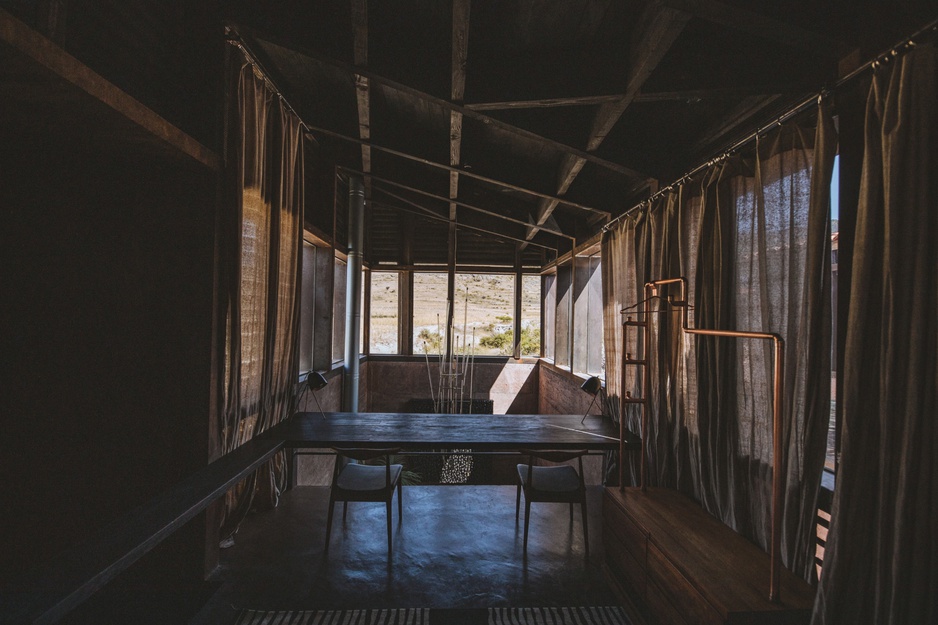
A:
<box><xmin>625</xmin><ymin>276</ymin><xmax>785</xmax><ymax>603</ymax></box>
<box><xmin>2</xmin><ymin>436</ymin><xmax>284</xmax><ymax>625</ymax></box>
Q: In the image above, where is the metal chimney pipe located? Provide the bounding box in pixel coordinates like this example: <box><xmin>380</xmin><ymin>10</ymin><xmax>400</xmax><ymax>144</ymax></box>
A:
<box><xmin>343</xmin><ymin>175</ymin><xmax>365</xmax><ymax>412</ymax></box>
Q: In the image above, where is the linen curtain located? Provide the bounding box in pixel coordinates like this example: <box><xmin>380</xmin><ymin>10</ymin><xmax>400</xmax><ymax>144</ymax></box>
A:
<box><xmin>813</xmin><ymin>43</ymin><xmax>937</xmax><ymax>625</ymax></box>
<box><xmin>601</xmin><ymin>104</ymin><xmax>835</xmax><ymax>582</ymax></box>
<box><xmin>217</xmin><ymin>51</ymin><xmax>305</xmax><ymax>542</ymax></box>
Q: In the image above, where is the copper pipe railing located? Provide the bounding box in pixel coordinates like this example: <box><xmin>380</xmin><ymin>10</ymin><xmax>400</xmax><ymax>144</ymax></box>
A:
<box><xmin>622</xmin><ymin>276</ymin><xmax>785</xmax><ymax>603</ymax></box>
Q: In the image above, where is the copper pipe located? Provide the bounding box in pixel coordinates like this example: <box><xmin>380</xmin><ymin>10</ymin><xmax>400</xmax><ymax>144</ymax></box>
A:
<box><xmin>618</xmin><ymin>331</ymin><xmax>623</xmax><ymax>489</ymax></box>
<box><xmin>641</xmin><ymin>283</ymin><xmax>654</xmax><ymax>491</ymax></box>
<box><xmin>635</xmin><ymin>277</ymin><xmax>784</xmax><ymax>603</ymax></box>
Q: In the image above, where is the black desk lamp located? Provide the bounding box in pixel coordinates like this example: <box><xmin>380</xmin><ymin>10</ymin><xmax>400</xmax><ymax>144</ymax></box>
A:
<box><xmin>303</xmin><ymin>371</ymin><xmax>329</xmax><ymax>419</ymax></box>
<box><xmin>580</xmin><ymin>375</ymin><xmax>603</xmax><ymax>423</ymax></box>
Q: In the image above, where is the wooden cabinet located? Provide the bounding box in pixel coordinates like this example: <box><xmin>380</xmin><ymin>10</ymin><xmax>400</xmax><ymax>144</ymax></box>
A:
<box><xmin>603</xmin><ymin>487</ymin><xmax>815</xmax><ymax>625</ymax></box>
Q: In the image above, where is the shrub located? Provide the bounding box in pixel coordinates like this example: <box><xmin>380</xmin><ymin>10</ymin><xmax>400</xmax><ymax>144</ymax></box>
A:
<box><xmin>478</xmin><ymin>326</ymin><xmax>540</xmax><ymax>356</ymax></box>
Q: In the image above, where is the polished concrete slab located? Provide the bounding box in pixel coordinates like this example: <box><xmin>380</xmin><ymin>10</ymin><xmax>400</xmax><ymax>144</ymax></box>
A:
<box><xmin>193</xmin><ymin>485</ymin><xmax>622</xmax><ymax>623</ymax></box>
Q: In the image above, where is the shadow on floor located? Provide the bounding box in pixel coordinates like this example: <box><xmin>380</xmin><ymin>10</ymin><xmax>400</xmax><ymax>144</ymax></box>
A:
<box><xmin>193</xmin><ymin>485</ymin><xmax>620</xmax><ymax>623</ymax></box>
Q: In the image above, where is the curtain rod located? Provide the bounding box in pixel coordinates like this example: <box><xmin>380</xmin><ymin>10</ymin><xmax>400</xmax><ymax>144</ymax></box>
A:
<box><xmin>602</xmin><ymin>17</ymin><xmax>938</xmax><ymax>234</ymax></box>
<box><xmin>225</xmin><ymin>31</ymin><xmax>318</xmax><ymax>145</ymax></box>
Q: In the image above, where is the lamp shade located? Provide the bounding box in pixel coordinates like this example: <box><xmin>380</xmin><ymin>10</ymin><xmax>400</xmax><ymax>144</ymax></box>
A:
<box><xmin>306</xmin><ymin>371</ymin><xmax>329</xmax><ymax>392</ymax></box>
<box><xmin>580</xmin><ymin>375</ymin><xmax>602</xmax><ymax>396</ymax></box>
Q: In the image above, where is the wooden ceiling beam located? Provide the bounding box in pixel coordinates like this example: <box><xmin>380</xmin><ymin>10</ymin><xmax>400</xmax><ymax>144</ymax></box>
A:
<box><xmin>466</xmin><ymin>94</ymin><xmax>623</xmax><ymax>111</ymax></box>
<box><xmin>690</xmin><ymin>93</ymin><xmax>783</xmax><ymax>157</ymax></box>
<box><xmin>303</xmin><ymin>122</ymin><xmax>611</xmax><ymax>216</ymax></box>
<box><xmin>522</xmin><ymin>2</ymin><xmax>688</xmax><ymax>249</ymax></box>
<box><xmin>450</xmin><ymin>0</ymin><xmax>471</xmax><ymax>225</ymax></box>
<box><xmin>370</xmin><ymin>197</ymin><xmax>558</xmax><ymax>251</ymax></box>
<box><xmin>350</xmin><ymin>0</ymin><xmax>371</xmax><ymax>183</ymax></box>
<box><xmin>233</xmin><ymin>25</ymin><xmax>648</xmax><ymax>181</ymax></box>
<box><xmin>660</xmin><ymin>0</ymin><xmax>842</xmax><ymax>56</ymax></box>
<box><xmin>465</xmin><ymin>85</ymin><xmax>805</xmax><ymax>111</ymax></box>
<box><xmin>348</xmin><ymin>169</ymin><xmax>574</xmax><ymax>239</ymax></box>
<box><xmin>586</xmin><ymin>3</ymin><xmax>691</xmax><ymax>151</ymax></box>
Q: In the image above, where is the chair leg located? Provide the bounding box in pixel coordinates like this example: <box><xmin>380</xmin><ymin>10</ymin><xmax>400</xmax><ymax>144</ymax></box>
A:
<box><xmin>569</xmin><ymin>502</ymin><xmax>573</xmax><ymax>522</ymax></box>
<box><xmin>324</xmin><ymin>499</ymin><xmax>335</xmax><ymax>552</ymax></box>
<box><xmin>515</xmin><ymin>483</ymin><xmax>522</xmax><ymax>523</ymax></box>
<box><xmin>581</xmin><ymin>498</ymin><xmax>590</xmax><ymax>560</ymax></box>
<box><xmin>386</xmin><ymin>499</ymin><xmax>393</xmax><ymax>555</ymax></box>
<box><xmin>343</xmin><ymin>501</ymin><xmax>348</xmax><ymax>522</ymax></box>
<box><xmin>397</xmin><ymin>481</ymin><xmax>403</xmax><ymax>523</ymax></box>
<box><xmin>523</xmin><ymin>499</ymin><xmax>531</xmax><ymax>553</ymax></box>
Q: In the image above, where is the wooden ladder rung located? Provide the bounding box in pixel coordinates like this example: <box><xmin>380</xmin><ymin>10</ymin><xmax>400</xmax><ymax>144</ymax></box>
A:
<box><xmin>624</xmin><ymin>358</ymin><xmax>647</xmax><ymax>365</ymax></box>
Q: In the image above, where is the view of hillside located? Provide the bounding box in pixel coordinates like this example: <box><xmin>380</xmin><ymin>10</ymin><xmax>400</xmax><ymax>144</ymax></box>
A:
<box><xmin>369</xmin><ymin>272</ymin><xmax>540</xmax><ymax>356</ymax></box>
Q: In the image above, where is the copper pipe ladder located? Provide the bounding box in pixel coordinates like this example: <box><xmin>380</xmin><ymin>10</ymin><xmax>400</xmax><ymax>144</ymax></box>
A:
<box><xmin>620</xmin><ymin>276</ymin><xmax>785</xmax><ymax>603</ymax></box>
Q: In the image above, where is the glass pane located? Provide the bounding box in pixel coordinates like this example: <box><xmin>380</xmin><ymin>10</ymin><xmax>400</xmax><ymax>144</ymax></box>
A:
<box><xmin>521</xmin><ymin>274</ymin><xmax>541</xmax><ymax>356</ymax></box>
<box><xmin>555</xmin><ymin>266</ymin><xmax>572</xmax><ymax>367</ymax></box>
<box><xmin>299</xmin><ymin>243</ymin><xmax>316</xmax><ymax>371</ymax></box>
<box><xmin>587</xmin><ymin>254</ymin><xmax>604</xmax><ymax>375</ymax></box>
<box><xmin>828</xmin><ymin>155</ymin><xmax>840</xmax><ymax>471</ymax></box>
<box><xmin>543</xmin><ymin>274</ymin><xmax>556</xmax><ymax>361</ymax></box>
<box><xmin>370</xmin><ymin>271</ymin><xmax>398</xmax><ymax>354</ymax></box>
<box><xmin>455</xmin><ymin>273</ymin><xmax>514</xmax><ymax>356</ymax></box>
<box><xmin>332</xmin><ymin>258</ymin><xmax>346</xmax><ymax>362</ymax></box>
<box><xmin>413</xmin><ymin>273</ymin><xmax>448</xmax><ymax>354</ymax></box>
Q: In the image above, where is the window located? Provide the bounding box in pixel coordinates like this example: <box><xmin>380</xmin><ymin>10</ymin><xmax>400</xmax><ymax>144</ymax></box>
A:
<box><xmin>299</xmin><ymin>242</ymin><xmax>317</xmax><ymax>372</ymax></box>
<box><xmin>332</xmin><ymin>256</ymin><xmax>347</xmax><ymax>363</ymax></box>
<box><xmin>542</xmin><ymin>255</ymin><xmax>601</xmax><ymax>372</ymax></box>
<box><xmin>370</xmin><ymin>271</ymin><xmax>399</xmax><ymax>354</ymax></box>
<box><xmin>521</xmin><ymin>274</ymin><xmax>541</xmax><ymax>357</ymax></box>
<box><xmin>454</xmin><ymin>273</ymin><xmax>514</xmax><ymax>356</ymax></box>
<box><xmin>543</xmin><ymin>274</ymin><xmax>556</xmax><ymax>361</ymax></box>
<box><xmin>573</xmin><ymin>252</ymin><xmax>603</xmax><ymax>375</ymax></box>
<box><xmin>827</xmin><ymin>154</ymin><xmax>840</xmax><ymax>472</ymax></box>
<box><xmin>554</xmin><ymin>265</ymin><xmax>573</xmax><ymax>367</ymax></box>
<box><xmin>413</xmin><ymin>272</ymin><xmax>448</xmax><ymax>354</ymax></box>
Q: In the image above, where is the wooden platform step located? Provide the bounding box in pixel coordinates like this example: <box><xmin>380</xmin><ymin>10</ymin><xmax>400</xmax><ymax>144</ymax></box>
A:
<box><xmin>603</xmin><ymin>487</ymin><xmax>815</xmax><ymax>625</ymax></box>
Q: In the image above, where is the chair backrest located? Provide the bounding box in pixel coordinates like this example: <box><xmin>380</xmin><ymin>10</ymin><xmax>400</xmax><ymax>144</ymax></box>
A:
<box><xmin>331</xmin><ymin>447</ymin><xmax>402</xmax><ymax>489</ymax></box>
<box><xmin>518</xmin><ymin>448</ymin><xmax>588</xmax><ymax>491</ymax></box>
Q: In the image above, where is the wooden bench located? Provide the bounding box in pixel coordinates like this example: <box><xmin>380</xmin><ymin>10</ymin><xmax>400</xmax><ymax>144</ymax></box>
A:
<box><xmin>603</xmin><ymin>487</ymin><xmax>815</xmax><ymax>624</ymax></box>
<box><xmin>2</xmin><ymin>437</ymin><xmax>283</xmax><ymax>625</ymax></box>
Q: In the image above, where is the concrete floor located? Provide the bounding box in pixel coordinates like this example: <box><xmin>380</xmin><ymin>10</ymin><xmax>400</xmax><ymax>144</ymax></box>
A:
<box><xmin>192</xmin><ymin>484</ymin><xmax>623</xmax><ymax>623</ymax></box>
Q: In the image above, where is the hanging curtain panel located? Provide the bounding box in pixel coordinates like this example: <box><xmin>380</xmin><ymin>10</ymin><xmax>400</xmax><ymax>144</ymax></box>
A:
<box><xmin>813</xmin><ymin>43</ymin><xmax>937</xmax><ymax>625</ymax></box>
<box><xmin>217</xmin><ymin>50</ymin><xmax>305</xmax><ymax>542</ymax></box>
<box><xmin>601</xmin><ymin>102</ymin><xmax>835</xmax><ymax>583</ymax></box>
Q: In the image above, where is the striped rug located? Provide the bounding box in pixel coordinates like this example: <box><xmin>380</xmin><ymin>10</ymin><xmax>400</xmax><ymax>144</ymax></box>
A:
<box><xmin>488</xmin><ymin>606</ymin><xmax>630</xmax><ymax>624</ymax></box>
<box><xmin>235</xmin><ymin>608</ymin><xmax>428</xmax><ymax>624</ymax></box>
<box><xmin>234</xmin><ymin>606</ymin><xmax>631</xmax><ymax>625</ymax></box>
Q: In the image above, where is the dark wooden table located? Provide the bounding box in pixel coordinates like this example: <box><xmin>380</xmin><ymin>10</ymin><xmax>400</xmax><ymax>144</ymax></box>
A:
<box><xmin>269</xmin><ymin>412</ymin><xmax>639</xmax><ymax>489</ymax></box>
<box><xmin>269</xmin><ymin>412</ymin><xmax>637</xmax><ymax>451</ymax></box>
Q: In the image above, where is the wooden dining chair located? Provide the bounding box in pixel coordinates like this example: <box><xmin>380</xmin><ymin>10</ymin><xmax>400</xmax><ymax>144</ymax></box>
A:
<box><xmin>515</xmin><ymin>449</ymin><xmax>589</xmax><ymax>559</ymax></box>
<box><xmin>324</xmin><ymin>447</ymin><xmax>404</xmax><ymax>555</ymax></box>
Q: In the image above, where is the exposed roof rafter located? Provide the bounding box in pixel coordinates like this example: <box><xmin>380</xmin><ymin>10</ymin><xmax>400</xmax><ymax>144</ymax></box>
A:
<box><xmin>231</xmin><ymin>24</ymin><xmax>649</xmax><ymax>182</ymax></box>
<box><xmin>303</xmin><ymin>122</ymin><xmax>611</xmax><ymax>216</ymax></box>
<box><xmin>660</xmin><ymin>0</ymin><xmax>843</xmax><ymax>56</ymax></box>
<box><xmin>342</xmin><ymin>167</ymin><xmax>575</xmax><ymax>239</ymax></box>
<box><xmin>522</xmin><ymin>1</ymin><xmax>690</xmax><ymax>248</ymax></box>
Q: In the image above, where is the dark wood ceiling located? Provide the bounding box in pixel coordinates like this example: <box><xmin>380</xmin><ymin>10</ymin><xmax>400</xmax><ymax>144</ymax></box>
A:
<box><xmin>227</xmin><ymin>0</ymin><xmax>936</xmax><ymax>265</ymax></box>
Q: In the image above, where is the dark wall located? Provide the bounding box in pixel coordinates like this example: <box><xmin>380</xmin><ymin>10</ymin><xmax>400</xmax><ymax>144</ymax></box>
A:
<box><xmin>0</xmin><ymin>147</ymin><xmax>217</xmax><ymax>581</ymax></box>
<box><xmin>0</xmin><ymin>1</ymin><xmax>223</xmax><ymax>591</ymax></box>
<box><xmin>538</xmin><ymin>362</ymin><xmax>596</xmax><ymax>416</ymax></box>
<box><xmin>537</xmin><ymin>363</ymin><xmax>607</xmax><ymax>483</ymax></box>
